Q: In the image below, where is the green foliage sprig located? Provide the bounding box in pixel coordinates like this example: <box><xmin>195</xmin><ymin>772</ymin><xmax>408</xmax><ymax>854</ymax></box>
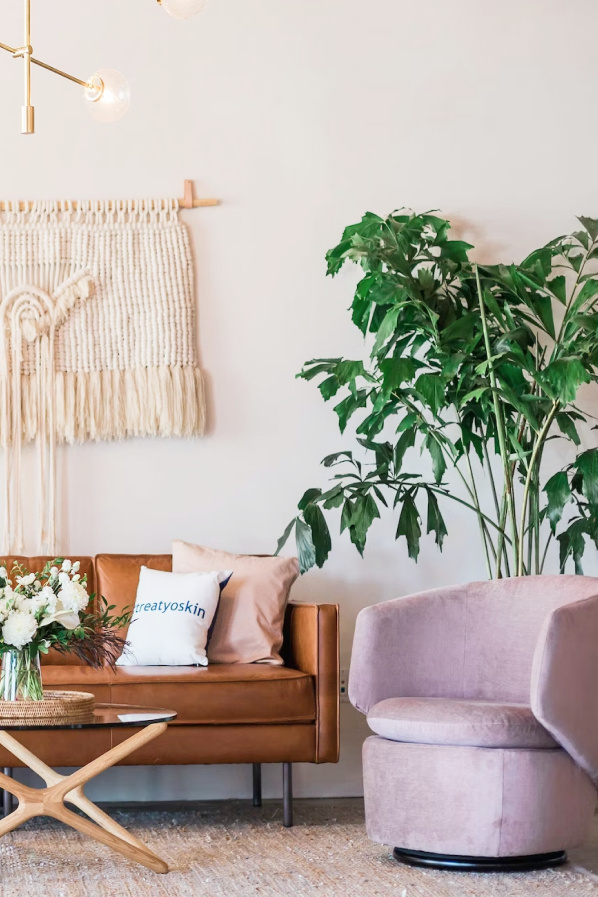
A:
<box><xmin>278</xmin><ymin>210</ymin><xmax>598</xmax><ymax>577</ymax></box>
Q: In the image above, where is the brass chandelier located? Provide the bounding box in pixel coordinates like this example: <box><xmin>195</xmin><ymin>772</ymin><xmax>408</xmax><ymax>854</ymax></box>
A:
<box><xmin>0</xmin><ymin>0</ymin><xmax>206</xmax><ymax>135</ymax></box>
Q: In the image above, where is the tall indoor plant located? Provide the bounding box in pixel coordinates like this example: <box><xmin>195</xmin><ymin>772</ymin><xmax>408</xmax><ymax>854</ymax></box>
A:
<box><xmin>278</xmin><ymin>210</ymin><xmax>598</xmax><ymax>578</ymax></box>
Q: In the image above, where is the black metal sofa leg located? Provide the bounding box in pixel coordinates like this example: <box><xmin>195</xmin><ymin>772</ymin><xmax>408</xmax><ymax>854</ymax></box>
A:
<box><xmin>3</xmin><ymin>768</ymin><xmax>12</xmax><ymax>817</ymax></box>
<box><xmin>252</xmin><ymin>763</ymin><xmax>262</xmax><ymax>807</ymax></box>
<box><xmin>283</xmin><ymin>762</ymin><xmax>293</xmax><ymax>828</ymax></box>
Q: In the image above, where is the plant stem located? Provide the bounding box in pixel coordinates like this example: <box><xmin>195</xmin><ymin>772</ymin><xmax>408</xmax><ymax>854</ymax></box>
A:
<box><xmin>540</xmin><ymin>531</ymin><xmax>553</xmax><ymax>573</ymax></box>
<box><xmin>427</xmin><ymin>486</ymin><xmax>510</xmax><ymax>541</ymax></box>
<box><xmin>483</xmin><ymin>441</ymin><xmax>510</xmax><ymax>577</ymax></box>
<box><xmin>475</xmin><ymin>264</ymin><xmax>520</xmax><ymax>575</ymax></box>
<box><xmin>534</xmin><ymin>469</ymin><xmax>541</xmax><ymax>574</ymax></box>
<box><xmin>464</xmin><ymin>446</ymin><xmax>493</xmax><ymax>578</ymax></box>
<box><xmin>527</xmin><ymin>502</ymin><xmax>533</xmax><ymax>576</ymax></box>
<box><xmin>517</xmin><ymin>403</ymin><xmax>559</xmax><ymax>576</ymax></box>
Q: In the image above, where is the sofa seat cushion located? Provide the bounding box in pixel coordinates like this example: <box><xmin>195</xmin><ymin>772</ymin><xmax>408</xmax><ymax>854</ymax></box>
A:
<box><xmin>367</xmin><ymin>697</ymin><xmax>559</xmax><ymax>749</ymax></box>
<box><xmin>109</xmin><ymin>664</ymin><xmax>316</xmax><ymax>725</ymax></box>
<box><xmin>41</xmin><ymin>665</ymin><xmax>113</xmax><ymax>686</ymax></box>
<box><xmin>40</xmin><ymin>665</ymin><xmax>112</xmax><ymax>704</ymax></box>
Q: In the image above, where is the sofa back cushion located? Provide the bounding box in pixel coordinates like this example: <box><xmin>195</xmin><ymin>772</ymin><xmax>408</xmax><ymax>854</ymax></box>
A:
<box><xmin>95</xmin><ymin>555</ymin><xmax>172</xmax><ymax>633</ymax></box>
<box><xmin>96</xmin><ymin>550</ymin><xmax>299</xmax><ymax>666</ymax></box>
<box><xmin>4</xmin><ymin>556</ymin><xmax>96</xmax><ymax>666</ymax></box>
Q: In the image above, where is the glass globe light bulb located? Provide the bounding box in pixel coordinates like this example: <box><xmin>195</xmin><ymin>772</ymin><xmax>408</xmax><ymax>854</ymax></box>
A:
<box><xmin>160</xmin><ymin>0</ymin><xmax>207</xmax><ymax>20</ymax></box>
<box><xmin>84</xmin><ymin>69</ymin><xmax>130</xmax><ymax>123</ymax></box>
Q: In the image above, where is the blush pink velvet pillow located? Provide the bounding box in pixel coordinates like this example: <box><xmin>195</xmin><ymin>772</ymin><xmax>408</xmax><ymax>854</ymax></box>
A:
<box><xmin>172</xmin><ymin>541</ymin><xmax>300</xmax><ymax>665</ymax></box>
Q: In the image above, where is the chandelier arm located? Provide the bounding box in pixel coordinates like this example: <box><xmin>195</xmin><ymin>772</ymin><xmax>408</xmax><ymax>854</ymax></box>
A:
<box><xmin>27</xmin><ymin>56</ymin><xmax>91</xmax><ymax>89</ymax></box>
<box><xmin>0</xmin><ymin>41</ymin><xmax>93</xmax><ymax>90</ymax></box>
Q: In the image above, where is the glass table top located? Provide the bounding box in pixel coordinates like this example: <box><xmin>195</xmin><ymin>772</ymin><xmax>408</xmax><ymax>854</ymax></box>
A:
<box><xmin>0</xmin><ymin>704</ymin><xmax>177</xmax><ymax>731</ymax></box>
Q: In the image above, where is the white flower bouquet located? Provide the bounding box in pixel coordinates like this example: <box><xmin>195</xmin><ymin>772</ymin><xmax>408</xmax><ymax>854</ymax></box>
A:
<box><xmin>0</xmin><ymin>558</ymin><xmax>131</xmax><ymax>701</ymax></box>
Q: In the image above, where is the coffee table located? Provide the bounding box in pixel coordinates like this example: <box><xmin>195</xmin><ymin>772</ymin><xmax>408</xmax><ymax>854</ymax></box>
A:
<box><xmin>0</xmin><ymin>703</ymin><xmax>176</xmax><ymax>874</ymax></box>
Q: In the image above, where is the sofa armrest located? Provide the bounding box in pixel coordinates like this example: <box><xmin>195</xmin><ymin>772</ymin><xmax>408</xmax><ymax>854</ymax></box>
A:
<box><xmin>531</xmin><ymin>592</ymin><xmax>598</xmax><ymax>785</ymax></box>
<box><xmin>284</xmin><ymin>603</ymin><xmax>339</xmax><ymax>764</ymax></box>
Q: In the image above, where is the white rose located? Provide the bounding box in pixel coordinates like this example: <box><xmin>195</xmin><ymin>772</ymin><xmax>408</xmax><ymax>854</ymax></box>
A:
<box><xmin>60</xmin><ymin>580</ymin><xmax>88</xmax><ymax>613</ymax></box>
<box><xmin>33</xmin><ymin>580</ymin><xmax>41</xmax><ymax>591</ymax></box>
<box><xmin>58</xmin><ymin>571</ymin><xmax>70</xmax><ymax>588</ymax></box>
<box><xmin>14</xmin><ymin>593</ymin><xmax>30</xmax><ymax>611</ymax></box>
<box><xmin>73</xmin><ymin>581</ymin><xmax>89</xmax><ymax>610</ymax></box>
<box><xmin>72</xmin><ymin>561</ymin><xmax>80</xmax><ymax>573</ymax></box>
<box><xmin>49</xmin><ymin>566</ymin><xmax>58</xmax><ymax>580</ymax></box>
<box><xmin>16</xmin><ymin>573</ymin><xmax>36</xmax><ymax>587</ymax></box>
<box><xmin>3</xmin><ymin>611</ymin><xmax>37</xmax><ymax>648</ymax></box>
<box><xmin>39</xmin><ymin>583</ymin><xmax>87</xmax><ymax>631</ymax></box>
<box><xmin>0</xmin><ymin>567</ymin><xmax>7</xmax><ymax>579</ymax></box>
<box><xmin>18</xmin><ymin>595</ymin><xmax>47</xmax><ymax>616</ymax></box>
<box><xmin>61</xmin><ymin>559</ymin><xmax>72</xmax><ymax>573</ymax></box>
<box><xmin>72</xmin><ymin>574</ymin><xmax>81</xmax><ymax>582</ymax></box>
<box><xmin>39</xmin><ymin>585</ymin><xmax>56</xmax><ymax>610</ymax></box>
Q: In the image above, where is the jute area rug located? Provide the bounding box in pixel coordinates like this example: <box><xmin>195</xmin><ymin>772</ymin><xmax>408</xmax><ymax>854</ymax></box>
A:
<box><xmin>0</xmin><ymin>798</ymin><xmax>597</xmax><ymax>896</ymax></box>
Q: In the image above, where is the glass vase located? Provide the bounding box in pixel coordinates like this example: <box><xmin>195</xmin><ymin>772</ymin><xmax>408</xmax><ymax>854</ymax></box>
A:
<box><xmin>0</xmin><ymin>648</ymin><xmax>44</xmax><ymax>701</ymax></box>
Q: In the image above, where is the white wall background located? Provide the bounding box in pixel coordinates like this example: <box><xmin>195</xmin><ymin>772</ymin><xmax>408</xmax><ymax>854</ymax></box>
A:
<box><xmin>1</xmin><ymin>0</ymin><xmax>598</xmax><ymax>802</ymax></box>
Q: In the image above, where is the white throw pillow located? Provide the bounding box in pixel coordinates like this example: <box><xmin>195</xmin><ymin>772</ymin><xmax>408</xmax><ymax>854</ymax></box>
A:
<box><xmin>116</xmin><ymin>566</ymin><xmax>232</xmax><ymax>667</ymax></box>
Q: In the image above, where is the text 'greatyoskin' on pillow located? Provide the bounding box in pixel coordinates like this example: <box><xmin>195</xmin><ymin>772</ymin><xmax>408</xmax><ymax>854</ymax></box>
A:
<box><xmin>117</xmin><ymin>566</ymin><xmax>232</xmax><ymax>667</ymax></box>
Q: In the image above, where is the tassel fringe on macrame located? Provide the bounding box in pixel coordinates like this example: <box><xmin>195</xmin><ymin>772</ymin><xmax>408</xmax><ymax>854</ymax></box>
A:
<box><xmin>0</xmin><ymin>199</ymin><xmax>206</xmax><ymax>555</ymax></box>
<box><xmin>15</xmin><ymin>366</ymin><xmax>205</xmax><ymax>445</ymax></box>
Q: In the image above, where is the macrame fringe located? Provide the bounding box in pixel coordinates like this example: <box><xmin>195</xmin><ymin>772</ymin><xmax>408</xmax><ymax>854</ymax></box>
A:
<box><xmin>7</xmin><ymin>366</ymin><xmax>205</xmax><ymax>446</ymax></box>
<box><xmin>0</xmin><ymin>198</ymin><xmax>180</xmax><ymax>227</ymax></box>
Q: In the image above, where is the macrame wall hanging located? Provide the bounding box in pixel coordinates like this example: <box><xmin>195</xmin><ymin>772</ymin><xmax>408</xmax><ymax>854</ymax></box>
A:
<box><xmin>0</xmin><ymin>198</ymin><xmax>206</xmax><ymax>556</ymax></box>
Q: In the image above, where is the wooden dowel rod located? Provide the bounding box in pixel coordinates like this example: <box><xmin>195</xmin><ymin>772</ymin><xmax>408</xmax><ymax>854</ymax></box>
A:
<box><xmin>0</xmin><ymin>198</ymin><xmax>219</xmax><ymax>212</ymax></box>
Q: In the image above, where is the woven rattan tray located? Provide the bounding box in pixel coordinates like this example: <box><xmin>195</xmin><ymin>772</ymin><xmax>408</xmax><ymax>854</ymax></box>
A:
<box><xmin>0</xmin><ymin>691</ymin><xmax>95</xmax><ymax>722</ymax></box>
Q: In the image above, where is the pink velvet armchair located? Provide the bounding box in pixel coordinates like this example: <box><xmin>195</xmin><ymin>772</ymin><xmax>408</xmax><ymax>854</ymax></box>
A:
<box><xmin>349</xmin><ymin>576</ymin><xmax>598</xmax><ymax>871</ymax></box>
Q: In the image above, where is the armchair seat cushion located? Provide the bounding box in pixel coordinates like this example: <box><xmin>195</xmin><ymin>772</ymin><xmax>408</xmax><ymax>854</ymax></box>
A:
<box><xmin>367</xmin><ymin>697</ymin><xmax>559</xmax><ymax>749</ymax></box>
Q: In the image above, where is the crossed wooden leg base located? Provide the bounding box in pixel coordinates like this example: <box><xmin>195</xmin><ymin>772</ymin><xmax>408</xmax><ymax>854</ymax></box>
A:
<box><xmin>0</xmin><ymin>722</ymin><xmax>169</xmax><ymax>874</ymax></box>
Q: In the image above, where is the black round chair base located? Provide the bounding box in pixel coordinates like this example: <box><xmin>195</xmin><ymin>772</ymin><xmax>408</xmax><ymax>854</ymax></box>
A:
<box><xmin>393</xmin><ymin>848</ymin><xmax>567</xmax><ymax>873</ymax></box>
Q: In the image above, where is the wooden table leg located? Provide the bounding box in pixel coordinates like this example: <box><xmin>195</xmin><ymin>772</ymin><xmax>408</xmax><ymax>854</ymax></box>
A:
<box><xmin>0</xmin><ymin>723</ymin><xmax>170</xmax><ymax>874</ymax></box>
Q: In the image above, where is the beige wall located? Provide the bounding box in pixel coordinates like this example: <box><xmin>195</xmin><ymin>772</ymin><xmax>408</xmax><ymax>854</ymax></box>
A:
<box><xmin>1</xmin><ymin>0</ymin><xmax>597</xmax><ymax>800</ymax></box>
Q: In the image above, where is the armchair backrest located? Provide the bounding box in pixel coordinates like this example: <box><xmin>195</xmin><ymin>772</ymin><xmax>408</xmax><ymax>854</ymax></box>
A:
<box><xmin>349</xmin><ymin>575</ymin><xmax>598</xmax><ymax>713</ymax></box>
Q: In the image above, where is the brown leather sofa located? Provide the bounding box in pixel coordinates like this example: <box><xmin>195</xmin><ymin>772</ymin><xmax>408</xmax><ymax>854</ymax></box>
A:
<box><xmin>0</xmin><ymin>555</ymin><xmax>340</xmax><ymax>826</ymax></box>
